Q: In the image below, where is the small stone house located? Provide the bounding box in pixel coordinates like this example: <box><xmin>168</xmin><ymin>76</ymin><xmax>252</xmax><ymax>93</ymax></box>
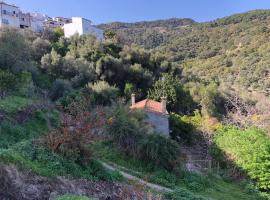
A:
<box><xmin>130</xmin><ymin>94</ymin><xmax>170</xmax><ymax>137</ymax></box>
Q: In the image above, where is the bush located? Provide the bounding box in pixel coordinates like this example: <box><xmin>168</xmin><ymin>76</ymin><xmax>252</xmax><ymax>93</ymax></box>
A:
<box><xmin>107</xmin><ymin>105</ymin><xmax>181</xmax><ymax>170</ymax></box>
<box><xmin>50</xmin><ymin>79</ymin><xmax>72</xmax><ymax>101</ymax></box>
<box><xmin>88</xmin><ymin>81</ymin><xmax>119</xmax><ymax>105</ymax></box>
<box><xmin>164</xmin><ymin>188</ymin><xmax>211</xmax><ymax>200</ymax></box>
<box><xmin>139</xmin><ymin>134</ymin><xmax>181</xmax><ymax>170</ymax></box>
<box><xmin>0</xmin><ymin>70</ymin><xmax>17</xmax><ymax>97</ymax></box>
<box><xmin>212</xmin><ymin>126</ymin><xmax>270</xmax><ymax>192</ymax></box>
<box><xmin>169</xmin><ymin>113</ymin><xmax>195</xmax><ymax>144</ymax></box>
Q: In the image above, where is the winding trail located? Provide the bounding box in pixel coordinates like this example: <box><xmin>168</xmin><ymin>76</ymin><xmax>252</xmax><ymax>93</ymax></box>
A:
<box><xmin>99</xmin><ymin>161</ymin><xmax>173</xmax><ymax>193</ymax></box>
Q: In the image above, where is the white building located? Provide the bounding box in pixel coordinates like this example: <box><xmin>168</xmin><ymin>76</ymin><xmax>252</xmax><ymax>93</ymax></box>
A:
<box><xmin>64</xmin><ymin>17</ymin><xmax>103</xmax><ymax>40</ymax></box>
<box><xmin>19</xmin><ymin>11</ymin><xmax>31</xmax><ymax>29</ymax></box>
<box><xmin>0</xmin><ymin>1</ymin><xmax>20</xmax><ymax>28</ymax></box>
<box><xmin>30</xmin><ymin>13</ymin><xmax>49</xmax><ymax>32</ymax></box>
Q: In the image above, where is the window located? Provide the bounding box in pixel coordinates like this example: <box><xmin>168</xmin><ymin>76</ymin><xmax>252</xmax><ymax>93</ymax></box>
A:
<box><xmin>13</xmin><ymin>11</ymin><xmax>16</xmax><ymax>14</ymax></box>
<box><xmin>2</xmin><ymin>19</ymin><xmax>9</xmax><ymax>25</ymax></box>
<box><xmin>2</xmin><ymin>10</ymin><xmax>7</xmax><ymax>15</ymax></box>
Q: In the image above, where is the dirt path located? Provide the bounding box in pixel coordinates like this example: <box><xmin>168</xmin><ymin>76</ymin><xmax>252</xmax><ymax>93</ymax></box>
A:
<box><xmin>0</xmin><ymin>164</ymin><xmax>163</xmax><ymax>200</ymax></box>
<box><xmin>100</xmin><ymin>161</ymin><xmax>173</xmax><ymax>193</ymax></box>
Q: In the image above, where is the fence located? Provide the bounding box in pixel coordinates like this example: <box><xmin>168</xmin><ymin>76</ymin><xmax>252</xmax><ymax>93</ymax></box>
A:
<box><xmin>187</xmin><ymin>159</ymin><xmax>220</xmax><ymax>173</ymax></box>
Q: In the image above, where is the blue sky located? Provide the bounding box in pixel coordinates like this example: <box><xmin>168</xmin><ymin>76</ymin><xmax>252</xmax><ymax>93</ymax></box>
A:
<box><xmin>7</xmin><ymin>0</ymin><xmax>270</xmax><ymax>24</ymax></box>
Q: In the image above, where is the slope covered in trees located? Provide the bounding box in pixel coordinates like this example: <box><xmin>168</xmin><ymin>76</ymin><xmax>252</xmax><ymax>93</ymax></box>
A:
<box><xmin>100</xmin><ymin>10</ymin><xmax>270</xmax><ymax>95</ymax></box>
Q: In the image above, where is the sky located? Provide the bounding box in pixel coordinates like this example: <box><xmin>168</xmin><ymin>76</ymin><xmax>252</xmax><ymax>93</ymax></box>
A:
<box><xmin>6</xmin><ymin>0</ymin><xmax>270</xmax><ymax>24</ymax></box>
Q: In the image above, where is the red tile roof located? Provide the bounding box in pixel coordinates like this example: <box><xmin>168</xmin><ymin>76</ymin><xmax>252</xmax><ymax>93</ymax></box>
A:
<box><xmin>130</xmin><ymin>99</ymin><xmax>168</xmax><ymax>115</ymax></box>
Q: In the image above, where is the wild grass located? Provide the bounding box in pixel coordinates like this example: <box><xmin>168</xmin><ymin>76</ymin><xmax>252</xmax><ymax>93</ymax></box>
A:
<box><xmin>91</xmin><ymin>141</ymin><xmax>267</xmax><ymax>200</ymax></box>
<box><xmin>53</xmin><ymin>195</ymin><xmax>97</xmax><ymax>200</ymax></box>
<box><xmin>0</xmin><ymin>140</ymin><xmax>122</xmax><ymax>181</ymax></box>
<box><xmin>0</xmin><ymin>110</ymin><xmax>60</xmax><ymax>149</ymax></box>
<box><xmin>0</xmin><ymin>95</ymin><xmax>35</xmax><ymax>113</ymax></box>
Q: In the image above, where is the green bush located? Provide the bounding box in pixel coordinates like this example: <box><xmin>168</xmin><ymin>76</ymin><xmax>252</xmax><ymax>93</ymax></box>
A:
<box><xmin>212</xmin><ymin>126</ymin><xmax>270</xmax><ymax>192</ymax></box>
<box><xmin>182</xmin><ymin>171</ymin><xmax>211</xmax><ymax>192</ymax></box>
<box><xmin>50</xmin><ymin>79</ymin><xmax>72</xmax><ymax>101</ymax></box>
<box><xmin>164</xmin><ymin>188</ymin><xmax>211</xmax><ymax>200</ymax></box>
<box><xmin>107</xmin><ymin>105</ymin><xmax>181</xmax><ymax>170</ymax></box>
<box><xmin>88</xmin><ymin>81</ymin><xmax>119</xmax><ymax>105</ymax></box>
<box><xmin>169</xmin><ymin>113</ymin><xmax>196</xmax><ymax>144</ymax></box>
<box><xmin>0</xmin><ymin>70</ymin><xmax>17</xmax><ymax>97</ymax></box>
<box><xmin>139</xmin><ymin>134</ymin><xmax>181</xmax><ymax>170</ymax></box>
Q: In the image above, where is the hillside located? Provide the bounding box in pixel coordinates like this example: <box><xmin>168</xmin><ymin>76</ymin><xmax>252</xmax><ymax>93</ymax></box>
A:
<box><xmin>100</xmin><ymin>10</ymin><xmax>270</xmax><ymax>95</ymax></box>
<box><xmin>0</xmin><ymin>10</ymin><xmax>270</xmax><ymax>200</ymax></box>
<box><xmin>98</xmin><ymin>18</ymin><xmax>195</xmax><ymax>48</ymax></box>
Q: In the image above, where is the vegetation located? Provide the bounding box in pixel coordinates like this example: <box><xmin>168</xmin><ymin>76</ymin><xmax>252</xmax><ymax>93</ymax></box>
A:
<box><xmin>0</xmin><ymin>10</ymin><xmax>270</xmax><ymax>198</ymax></box>
<box><xmin>106</xmin><ymin>105</ymin><xmax>181</xmax><ymax>170</ymax></box>
<box><xmin>212</xmin><ymin>126</ymin><xmax>270</xmax><ymax>192</ymax></box>
<box><xmin>0</xmin><ymin>140</ymin><xmax>122</xmax><ymax>181</ymax></box>
<box><xmin>92</xmin><ymin>141</ymin><xmax>266</xmax><ymax>200</ymax></box>
<box><xmin>53</xmin><ymin>195</ymin><xmax>97</xmax><ymax>200</ymax></box>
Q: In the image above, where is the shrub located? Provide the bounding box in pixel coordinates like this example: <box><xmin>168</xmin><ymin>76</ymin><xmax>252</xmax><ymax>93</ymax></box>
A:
<box><xmin>50</xmin><ymin>79</ymin><xmax>72</xmax><ymax>101</ymax></box>
<box><xmin>169</xmin><ymin>113</ymin><xmax>195</xmax><ymax>144</ymax></box>
<box><xmin>139</xmin><ymin>134</ymin><xmax>181</xmax><ymax>170</ymax></box>
<box><xmin>164</xmin><ymin>188</ymin><xmax>211</xmax><ymax>200</ymax></box>
<box><xmin>0</xmin><ymin>70</ymin><xmax>17</xmax><ymax>97</ymax></box>
<box><xmin>212</xmin><ymin>126</ymin><xmax>270</xmax><ymax>192</ymax></box>
<box><xmin>107</xmin><ymin>105</ymin><xmax>181</xmax><ymax>170</ymax></box>
<box><xmin>88</xmin><ymin>81</ymin><xmax>119</xmax><ymax>105</ymax></box>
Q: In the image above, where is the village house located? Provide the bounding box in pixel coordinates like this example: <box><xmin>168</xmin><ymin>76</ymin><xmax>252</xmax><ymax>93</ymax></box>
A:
<box><xmin>63</xmin><ymin>17</ymin><xmax>104</xmax><ymax>40</ymax></box>
<box><xmin>130</xmin><ymin>94</ymin><xmax>170</xmax><ymax>137</ymax></box>
<box><xmin>0</xmin><ymin>1</ymin><xmax>103</xmax><ymax>38</ymax></box>
<box><xmin>0</xmin><ymin>1</ymin><xmax>20</xmax><ymax>28</ymax></box>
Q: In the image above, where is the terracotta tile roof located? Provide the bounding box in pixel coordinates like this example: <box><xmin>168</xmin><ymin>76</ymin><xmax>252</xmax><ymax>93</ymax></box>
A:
<box><xmin>130</xmin><ymin>99</ymin><xmax>168</xmax><ymax>115</ymax></box>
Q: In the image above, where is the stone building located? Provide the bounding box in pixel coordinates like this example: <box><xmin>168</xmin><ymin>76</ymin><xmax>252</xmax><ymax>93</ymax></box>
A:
<box><xmin>130</xmin><ymin>94</ymin><xmax>170</xmax><ymax>137</ymax></box>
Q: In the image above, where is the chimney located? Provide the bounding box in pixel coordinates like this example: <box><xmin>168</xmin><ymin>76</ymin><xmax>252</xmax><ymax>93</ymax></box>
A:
<box><xmin>131</xmin><ymin>93</ymin><xmax>136</xmax><ymax>106</ymax></box>
<box><xmin>161</xmin><ymin>97</ymin><xmax>167</xmax><ymax>114</ymax></box>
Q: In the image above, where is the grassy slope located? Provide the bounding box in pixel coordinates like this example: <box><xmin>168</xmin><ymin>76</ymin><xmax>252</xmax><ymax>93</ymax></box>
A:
<box><xmin>0</xmin><ymin>95</ymin><xmax>60</xmax><ymax>149</ymax></box>
<box><xmin>0</xmin><ymin>96</ymin><xmax>34</xmax><ymax>113</ymax></box>
<box><xmin>0</xmin><ymin>94</ymin><xmax>122</xmax><ymax>182</ymax></box>
<box><xmin>92</xmin><ymin>141</ymin><xmax>264</xmax><ymax>200</ymax></box>
<box><xmin>53</xmin><ymin>195</ymin><xmax>97</xmax><ymax>200</ymax></box>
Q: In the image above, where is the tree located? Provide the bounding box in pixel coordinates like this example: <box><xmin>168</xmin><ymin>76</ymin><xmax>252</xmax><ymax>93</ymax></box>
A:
<box><xmin>41</xmin><ymin>49</ymin><xmax>63</xmax><ymax>78</ymax></box>
<box><xmin>31</xmin><ymin>38</ymin><xmax>51</xmax><ymax>62</ymax></box>
<box><xmin>88</xmin><ymin>81</ymin><xmax>120</xmax><ymax>105</ymax></box>
<box><xmin>148</xmin><ymin>73</ymin><xmax>196</xmax><ymax>113</ymax></box>
<box><xmin>0</xmin><ymin>27</ymin><xmax>31</xmax><ymax>70</ymax></box>
<box><xmin>104</xmin><ymin>29</ymin><xmax>118</xmax><ymax>42</ymax></box>
<box><xmin>0</xmin><ymin>70</ymin><xmax>16</xmax><ymax>98</ymax></box>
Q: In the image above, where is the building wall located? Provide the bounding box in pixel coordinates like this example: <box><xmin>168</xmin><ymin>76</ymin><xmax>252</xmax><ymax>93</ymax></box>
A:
<box><xmin>64</xmin><ymin>17</ymin><xmax>104</xmax><ymax>40</ymax></box>
<box><xmin>146</xmin><ymin>112</ymin><xmax>170</xmax><ymax>137</ymax></box>
<box><xmin>82</xmin><ymin>18</ymin><xmax>104</xmax><ymax>40</ymax></box>
<box><xmin>0</xmin><ymin>3</ymin><xmax>20</xmax><ymax>28</ymax></box>
<box><xmin>19</xmin><ymin>12</ymin><xmax>31</xmax><ymax>28</ymax></box>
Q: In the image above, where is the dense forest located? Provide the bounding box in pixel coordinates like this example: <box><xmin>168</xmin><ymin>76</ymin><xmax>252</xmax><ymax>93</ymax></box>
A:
<box><xmin>0</xmin><ymin>9</ymin><xmax>270</xmax><ymax>200</ymax></box>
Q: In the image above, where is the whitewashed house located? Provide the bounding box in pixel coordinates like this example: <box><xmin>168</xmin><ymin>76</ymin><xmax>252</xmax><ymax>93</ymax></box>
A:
<box><xmin>0</xmin><ymin>1</ymin><xmax>20</xmax><ymax>28</ymax></box>
<box><xmin>19</xmin><ymin>11</ymin><xmax>31</xmax><ymax>29</ymax></box>
<box><xmin>64</xmin><ymin>17</ymin><xmax>104</xmax><ymax>40</ymax></box>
